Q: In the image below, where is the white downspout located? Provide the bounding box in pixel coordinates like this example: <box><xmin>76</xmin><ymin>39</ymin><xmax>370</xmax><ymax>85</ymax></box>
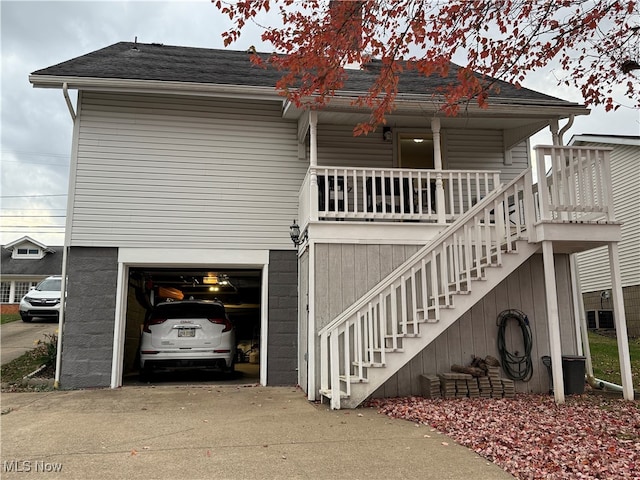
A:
<box><xmin>62</xmin><ymin>82</ymin><xmax>76</xmax><ymax>121</ymax></box>
<box><xmin>54</xmin><ymin>87</ymin><xmax>79</xmax><ymax>389</ymax></box>
<box><xmin>557</xmin><ymin>115</ymin><xmax>574</xmax><ymax>147</ymax></box>
<box><xmin>54</xmin><ymin>247</ymin><xmax>68</xmax><ymax>389</ymax></box>
<box><xmin>53</xmin><ymin>82</ymin><xmax>78</xmax><ymax>389</ymax></box>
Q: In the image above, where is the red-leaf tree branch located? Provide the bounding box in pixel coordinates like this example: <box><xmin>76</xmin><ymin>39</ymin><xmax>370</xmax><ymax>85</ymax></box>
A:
<box><xmin>214</xmin><ymin>0</ymin><xmax>639</xmax><ymax>134</ymax></box>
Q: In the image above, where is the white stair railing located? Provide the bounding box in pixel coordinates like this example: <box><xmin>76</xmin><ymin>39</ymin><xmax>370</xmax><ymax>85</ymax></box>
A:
<box><xmin>318</xmin><ymin>169</ymin><xmax>535</xmax><ymax>409</ymax></box>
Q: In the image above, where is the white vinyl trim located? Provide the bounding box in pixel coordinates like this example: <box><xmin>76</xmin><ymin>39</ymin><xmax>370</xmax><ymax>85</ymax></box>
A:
<box><xmin>260</xmin><ymin>264</ymin><xmax>269</xmax><ymax>386</ymax></box>
<box><xmin>118</xmin><ymin>248</ymin><xmax>269</xmax><ymax>266</ymax></box>
<box><xmin>110</xmin><ymin>262</ymin><xmax>128</xmax><ymax>388</ymax></box>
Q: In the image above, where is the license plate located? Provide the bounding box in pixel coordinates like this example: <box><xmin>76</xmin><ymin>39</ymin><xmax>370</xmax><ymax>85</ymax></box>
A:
<box><xmin>178</xmin><ymin>328</ymin><xmax>195</xmax><ymax>337</ymax></box>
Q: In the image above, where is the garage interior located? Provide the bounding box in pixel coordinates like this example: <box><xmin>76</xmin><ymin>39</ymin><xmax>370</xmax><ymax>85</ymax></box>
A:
<box><xmin>123</xmin><ymin>267</ymin><xmax>262</xmax><ymax>385</ymax></box>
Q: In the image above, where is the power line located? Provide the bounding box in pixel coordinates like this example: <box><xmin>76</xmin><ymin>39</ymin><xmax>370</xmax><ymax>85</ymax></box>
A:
<box><xmin>1</xmin><ymin>225</ymin><xmax>65</xmax><ymax>228</ymax></box>
<box><xmin>1</xmin><ymin>149</ymin><xmax>69</xmax><ymax>158</ymax></box>
<box><xmin>2</xmin><ymin>159</ymin><xmax>70</xmax><ymax>167</ymax></box>
<box><xmin>2</xmin><ymin>230</ymin><xmax>65</xmax><ymax>234</ymax></box>
<box><xmin>0</xmin><ymin>194</ymin><xmax>67</xmax><ymax>198</ymax></box>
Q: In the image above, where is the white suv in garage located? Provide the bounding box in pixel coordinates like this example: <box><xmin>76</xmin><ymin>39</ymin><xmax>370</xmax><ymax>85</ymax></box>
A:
<box><xmin>19</xmin><ymin>275</ymin><xmax>62</xmax><ymax>322</ymax></box>
<box><xmin>139</xmin><ymin>300</ymin><xmax>235</xmax><ymax>379</ymax></box>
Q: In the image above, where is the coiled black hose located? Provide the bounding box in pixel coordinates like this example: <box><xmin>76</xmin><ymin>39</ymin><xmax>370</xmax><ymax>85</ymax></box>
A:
<box><xmin>497</xmin><ymin>309</ymin><xmax>533</xmax><ymax>382</ymax></box>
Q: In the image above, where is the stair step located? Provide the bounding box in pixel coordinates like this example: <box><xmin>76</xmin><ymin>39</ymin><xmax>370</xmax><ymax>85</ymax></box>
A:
<box><xmin>416</xmin><ymin>309</ymin><xmax>442</xmax><ymax>324</ymax></box>
<box><xmin>385</xmin><ymin>333</ymin><xmax>420</xmax><ymax>339</ymax></box>
<box><xmin>319</xmin><ymin>389</ymin><xmax>349</xmax><ymax>399</ymax></box>
<box><xmin>339</xmin><ymin>375</ymin><xmax>369</xmax><ymax>384</ymax></box>
<box><xmin>352</xmin><ymin>361</ymin><xmax>385</xmax><ymax>368</ymax></box>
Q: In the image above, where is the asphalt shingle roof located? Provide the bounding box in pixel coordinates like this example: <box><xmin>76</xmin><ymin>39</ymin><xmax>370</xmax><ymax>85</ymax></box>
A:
<box><xmin>32</xmin><ymin>42</ymin><xmax>578</xmax><ymax>106</ymax></box>
<box><xmin>1</xmin><ymin>249</ymin><xmax>63</xmax><ymax>276</ymax></box>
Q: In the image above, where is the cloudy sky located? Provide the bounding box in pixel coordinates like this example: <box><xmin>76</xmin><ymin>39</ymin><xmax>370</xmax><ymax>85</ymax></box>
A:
<box><xmin>1</xmin><ymin>0</ymin><xmax>639</xmax><ymax>246</ymax></box>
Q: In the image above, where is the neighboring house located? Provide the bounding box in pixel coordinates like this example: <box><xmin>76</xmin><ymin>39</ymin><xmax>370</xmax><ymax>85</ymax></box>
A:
<box><xmin>28</xmin><ymin>42</ymin><xmax>632</xmax><ymax>406</ymax></box>
<box><xmin>1</xmin><ymin>236</ymin><xmax>63</xmax><ymax>313</ymax></box>
<box><xmin>569</xmin><ymin>135</ymin><xmax>640</xmax><ymax>337</ymax></box>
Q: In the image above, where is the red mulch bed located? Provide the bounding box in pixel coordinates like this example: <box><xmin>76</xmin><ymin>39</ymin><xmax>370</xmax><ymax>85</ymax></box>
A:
<box><xmin>367</xmin><ymin>394</ymin><xmax>640</xmax><ymax>479</ymax></box>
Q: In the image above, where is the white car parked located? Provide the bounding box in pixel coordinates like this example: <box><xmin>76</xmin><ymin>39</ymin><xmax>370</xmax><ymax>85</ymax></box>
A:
<box><xmin>19</xmin><ymin>276</ymin><xmax>62</xmax><ymax>322</ymax></box>
<box><xmin>139</xmin><ymin>300</ymin><xmax>235</xmax><ymax>379</ymax></box>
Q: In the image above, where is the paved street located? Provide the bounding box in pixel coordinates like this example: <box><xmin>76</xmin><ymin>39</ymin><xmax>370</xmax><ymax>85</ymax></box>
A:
<box><xmin>1</xmin><ymin>319</ymin><xmax>58</xmax><ymax>365</ymax></box>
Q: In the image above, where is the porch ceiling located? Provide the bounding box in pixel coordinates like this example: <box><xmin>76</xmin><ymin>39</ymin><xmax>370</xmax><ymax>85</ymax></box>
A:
<box><xmin>311</xmin><ymin>110</ymin><xmax>554</xmax><ymax>131</ymax></box>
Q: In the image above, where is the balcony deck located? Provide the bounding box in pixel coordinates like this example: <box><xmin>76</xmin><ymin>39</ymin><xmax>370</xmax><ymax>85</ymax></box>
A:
<box><xmin>297</xmin><ymin>146</ymin><xmax>619</xmax><ymax>252</ymax></box>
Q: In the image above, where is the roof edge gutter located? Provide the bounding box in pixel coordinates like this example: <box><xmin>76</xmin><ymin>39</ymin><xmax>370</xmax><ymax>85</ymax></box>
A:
<box><xmin>30</xmin><ymin>75</ymin><xmax>284</xmax><ymax>102</ymax></box>
<box><xmin>62</xmin><ymin>82</ymin><xmax>76</xmax><ymax>121</ymax></box>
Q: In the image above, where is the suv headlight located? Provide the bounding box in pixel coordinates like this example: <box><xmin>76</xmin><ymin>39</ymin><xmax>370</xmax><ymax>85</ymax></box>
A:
<box><xmin>23</xmin><ymin>296</ymin><xmax>34</xmax><ymax>303</ymax></box>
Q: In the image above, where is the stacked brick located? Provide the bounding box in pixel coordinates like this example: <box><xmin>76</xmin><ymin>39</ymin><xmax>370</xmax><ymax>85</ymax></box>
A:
<box><xmin>419</xmin><ymin>375</ymin><xmax>442</xmax><ymax>399</ymax></box>
<box><xmin>419</xmin><ymin>356</ymin><xmax>517</xmax><ymax>399</ymax></box>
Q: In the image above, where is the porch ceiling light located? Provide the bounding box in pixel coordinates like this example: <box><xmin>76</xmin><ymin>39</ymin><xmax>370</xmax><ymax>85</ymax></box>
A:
<box><xmin>413</xmin><ymin>138</ymin><xmax>424</xmax><ymax>143</ymax></box>
<box><xmin>290</xmin><ymin>220</ymin><xmax>301</xmax><ymax>246</ymax></box>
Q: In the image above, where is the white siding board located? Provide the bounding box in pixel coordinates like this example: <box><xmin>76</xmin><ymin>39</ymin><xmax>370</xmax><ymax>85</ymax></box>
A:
<box><xmin>72</xmin><ymin>92</ymin><xmax>305</xmax><ymax>249</ymax></box>
<box><xmin>316</xmin><ymin>124</ymin><xmax>393</xmax><ymax>168</ymax></box>
<box><xmin>445</xmin><ymin>129</ymin><xmax>528</xmax><ymax>182</ymax></box>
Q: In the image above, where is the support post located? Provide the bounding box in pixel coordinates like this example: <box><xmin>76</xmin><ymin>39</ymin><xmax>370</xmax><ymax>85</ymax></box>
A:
<box><xmin>608</xmin><ymin>242</ymin><xmax>634</xmax><ymax>400</ymax></box>
<box><xmin>542</xmin><ymin>241</ymin><xmax>565</xmax><ymax>403</ymax></box>
<box><xmin>431</xmin><ymin>117</ymin><xmax>446</xmax><ymax>223</ymax></box>
<box><xmin>309</xmin><ymin>111</ymin><xmax>319</xmax><ymax>222</ymax></box>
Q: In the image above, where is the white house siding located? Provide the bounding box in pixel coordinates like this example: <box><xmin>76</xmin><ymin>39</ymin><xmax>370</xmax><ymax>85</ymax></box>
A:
<box><xmin>315</xmin><ymin>125</ymin><xmax>529</xmax><ymax>179</ymax></box>
<box><xmin>72</xmin><ymin>92</ymin><xmax>306</xmax><ymax>249</ymax></box>
<box><xmin>316</xmin><ymin>124</ymin><xmax>394</xmax><ymax>168</ymax></box>
<box><xmin>445</xmin><ymin>129</ymin><xmax>529</xmax><ymax>182</ymax></box>
<box><xmin>576</xmin><ymin>142</ymin><xmax>640</xmax><ymax>292</ymax></box>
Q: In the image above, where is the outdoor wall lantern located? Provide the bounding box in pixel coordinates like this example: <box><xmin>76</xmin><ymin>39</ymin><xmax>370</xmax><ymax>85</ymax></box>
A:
<box><xmin>383</xmin><ymin>126</ymin><xmax>393</xmax><ymax>142</ymax></box>
<box><xmin>290</xmin><ymin>220</ymin><xmax>301</xmax><ymax>246</ymax></box>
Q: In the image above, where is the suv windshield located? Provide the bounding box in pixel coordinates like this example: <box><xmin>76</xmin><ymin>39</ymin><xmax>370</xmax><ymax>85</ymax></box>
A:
<box><xmin>37</xmin><ymin>278</ymin><xmax>61</xmax><ymax>291</ymax></box>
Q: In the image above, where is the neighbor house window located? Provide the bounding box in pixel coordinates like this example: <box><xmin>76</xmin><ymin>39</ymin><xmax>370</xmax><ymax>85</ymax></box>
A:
<box><xmin>13</xmin><ymin>247</ymin><xmax>42</xmax><ymax>258</ymax></box>
<box><xmin>14</xmin><ymin>282</ymin><xmax>33</xmax><ymax>301</ymax></box>
<box><xmin>0</xmin><ymin>282</ymin><xmax>10</xmax><ymax>303</ymax></box>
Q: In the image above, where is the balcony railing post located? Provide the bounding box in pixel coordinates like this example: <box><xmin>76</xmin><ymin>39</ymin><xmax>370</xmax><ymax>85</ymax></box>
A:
<box><xmin>534</xmin><ymin>146</ymin><xmax>551</xmax><ymax>221</ymax></box>
<box><xmin>601</xmin><ymin>150</ymin><xmax>615</xmax><ymax>222</ymax></box>
<box><xmin>435</xmin><ymin>173</ymin><xmax>446</xmax><ymax>223</ymax></box>
<box><xmin>310</xmin><ymin>167</ymin><xmax>319</xmax><ymax>222</ymax></box>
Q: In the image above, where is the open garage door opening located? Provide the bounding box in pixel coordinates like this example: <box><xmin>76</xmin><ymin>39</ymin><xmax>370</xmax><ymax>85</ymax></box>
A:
<box><xmin>122</xmin><ymin>267</ymin><xmax>262</xmax><ymax>385</ymax></box>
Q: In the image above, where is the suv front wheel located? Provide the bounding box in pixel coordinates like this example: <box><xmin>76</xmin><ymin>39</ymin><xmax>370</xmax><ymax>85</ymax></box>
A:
<box><xmin>20</xmin><ymin>313</ymin><xmax>32</xmax><ymax>323</ymax></box>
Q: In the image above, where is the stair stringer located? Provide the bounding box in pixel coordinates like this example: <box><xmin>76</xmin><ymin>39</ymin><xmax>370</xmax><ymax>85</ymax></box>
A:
<box><xmin>338</xmin><ymin>240</ymin><xmax>541</xmax><ymax>409</ymax></box>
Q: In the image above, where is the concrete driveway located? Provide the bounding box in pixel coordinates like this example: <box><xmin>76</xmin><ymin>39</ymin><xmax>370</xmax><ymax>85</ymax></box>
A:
<box><xmin>0</xmin><ymin>385</ymin><xmax>515</xmax><ymax>480</ymax></box>
<box><xmin>1</xmin><ymin>318</ymin><xmax>58</xmax><ymax>365</ymax></box>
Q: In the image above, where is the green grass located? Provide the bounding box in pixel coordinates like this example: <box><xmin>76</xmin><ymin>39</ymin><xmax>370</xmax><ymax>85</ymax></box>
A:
<box><xmin>0</xmin><ymin>348</ymin><xmax>51</xmax><ymax>384</ymax></box>
<box><xmin>0</xmin><ymin>313</ymin><xmax>21</xmax><ymax>325</ymax></box>
<box><xmin>588</xmin><ymin>331</ymin><xmax>640</xmax><ymax>390</ymax></box>
<box><xmin>1</xmin><ymin>331</ymin><xmax>57</xmax><ymax>389</ymax></box>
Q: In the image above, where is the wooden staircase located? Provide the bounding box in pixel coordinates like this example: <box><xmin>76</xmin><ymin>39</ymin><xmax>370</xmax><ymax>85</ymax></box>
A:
<box><xmin>317</xmin><ymin>145</ymin><xmax>618</xmax><ymax>408</ymax></box>
<box><xmin>318</xmin><ymin>169</ymin><xmax>539</xmax><ymax>408</ymax></box>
